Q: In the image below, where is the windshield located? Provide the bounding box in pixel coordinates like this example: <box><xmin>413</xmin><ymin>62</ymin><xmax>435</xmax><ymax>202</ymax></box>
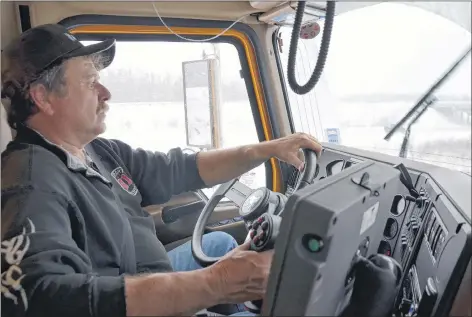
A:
<box><xmin>277</xmin><ymin>2</ymin><xmax>471</xmax><ymax>175</ymax></box>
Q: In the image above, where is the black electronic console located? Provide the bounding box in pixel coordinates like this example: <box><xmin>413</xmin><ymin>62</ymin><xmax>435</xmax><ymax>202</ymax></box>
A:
<box><xmin>263</xmin><ymin>160</ymin><xmax>404</xmax><ymax>316</ymax></box>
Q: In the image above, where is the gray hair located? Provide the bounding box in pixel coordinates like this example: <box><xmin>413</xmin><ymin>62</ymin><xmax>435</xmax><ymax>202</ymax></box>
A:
<box><xmin>32</xmin><ymin>63</ymin><xmax>68</xmax><ymax>96</ymax></box>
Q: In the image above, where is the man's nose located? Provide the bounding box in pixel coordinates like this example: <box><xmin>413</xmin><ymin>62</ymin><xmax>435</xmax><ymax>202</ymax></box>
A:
<box><xmin>97</xmin><ymin>82</ymin><xmax>111</xmax><ymax>102</ymax></box>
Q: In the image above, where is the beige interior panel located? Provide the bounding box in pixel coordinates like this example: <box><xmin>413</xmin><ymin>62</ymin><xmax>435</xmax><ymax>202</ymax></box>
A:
<box><xmin>0</xmin><ymin>2</ymin><xmax>17</xmax><ymax>149</ymax></box>
<box><xmin>25</xmin><ymin>1</ymin><xmax>262</xmax><ymax>27</ymax></box>
<box><xmin>1</xmin><ymin>2</ymin><xmax>20</xmax><ymax>51</ymax></box>
<box><xmin>1</xmin><ymin>1</ymin><xmax>21</xmax><ymax>77</ymax></box>
<box><xmin>253</xmin><ymin>23</ymin><xmax>292</xmax><ymax>137</ymax></box>
<box><xmin>1</xmin><ymin>103</ymin><xmax>12</xmax><ymax>152</ymax></box>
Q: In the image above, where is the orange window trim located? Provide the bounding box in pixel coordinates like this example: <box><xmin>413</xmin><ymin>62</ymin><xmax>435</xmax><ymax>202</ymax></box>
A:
<box><xmin>71</xmin><ymin>25</ymin><xmax>282</xmax><ymax>192</ymax></box>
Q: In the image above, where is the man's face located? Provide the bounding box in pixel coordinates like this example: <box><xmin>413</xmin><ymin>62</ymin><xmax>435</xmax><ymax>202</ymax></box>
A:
<box><xmin>49</xmin><ymin>56</ymin><xmax>111</xmax><ymax>138</ymax></box>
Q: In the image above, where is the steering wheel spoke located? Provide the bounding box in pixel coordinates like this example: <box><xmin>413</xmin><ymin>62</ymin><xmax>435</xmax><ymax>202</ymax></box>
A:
<box><xmin>210</xmin><ymin>178</ymin><xmax>253</xmax><ymax>207</ymax></box>
<box><xmin>223</xmin><ymin>180</ymin><xmax>253</xmax><ymax>207</ymax></box>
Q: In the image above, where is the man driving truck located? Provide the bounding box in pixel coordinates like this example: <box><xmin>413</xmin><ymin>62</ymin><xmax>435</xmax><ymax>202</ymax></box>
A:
<box><xmin>1</xmin><ymin>24</ymin><xmax>322</xmax><ymax>317</ymax></box>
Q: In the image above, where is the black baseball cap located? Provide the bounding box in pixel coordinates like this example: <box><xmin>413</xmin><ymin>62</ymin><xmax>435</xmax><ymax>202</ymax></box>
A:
<box><xmin>7</xmin><ymin>23</ymin><xmax>115</xmax><ymax>77</ymax></box>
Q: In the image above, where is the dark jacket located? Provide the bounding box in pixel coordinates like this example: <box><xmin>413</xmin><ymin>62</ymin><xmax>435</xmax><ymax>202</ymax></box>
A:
<box><xmin>1</xmin><ymin>125</ymin><xmax>206</xmax><ymax>317</ymax></box>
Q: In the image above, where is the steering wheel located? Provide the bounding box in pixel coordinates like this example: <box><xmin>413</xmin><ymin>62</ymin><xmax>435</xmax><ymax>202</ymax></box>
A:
<box><xmin>191</xmin><ymin>148</ymin><xmax>318</xmax><ymax>267</ymax></box>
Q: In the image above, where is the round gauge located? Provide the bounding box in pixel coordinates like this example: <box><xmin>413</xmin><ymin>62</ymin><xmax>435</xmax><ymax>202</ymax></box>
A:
<box><xmin>241</xmin><ymin>189</ymin><xmax>266</xmax><ymax>216</ymax></box>
<box><xmin>331</xmin><ymin>161</ymin><xmax>344</xmax><ymax>175</ymax></box>
<box><xmin>383</xmin><ymin>218</ymin><xmax>399</xmax><ymax>239</ymax></box>
<box><xmin>326</xmin><ymin>160</ymin><xmax>345</xmax><ymax>176</ymax></box>
<box><xmin>378</xmin><ymin>240</ymin><xmax>392</xmax><ymax>256</ymax></box>
<box><xmin>391</xmin><ymin>195</ymin><xmax>406</xmax><ymax>216</ymax></box>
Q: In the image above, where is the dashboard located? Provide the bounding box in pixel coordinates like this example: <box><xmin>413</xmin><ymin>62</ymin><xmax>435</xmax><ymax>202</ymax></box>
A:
<box><xmin>272</xmin><ymin>145</ymin><xmax>471</xmax><ymax>317</ymax></box>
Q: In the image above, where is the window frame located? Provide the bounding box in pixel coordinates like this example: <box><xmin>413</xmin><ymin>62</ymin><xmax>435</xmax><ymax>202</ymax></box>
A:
<box><xmin>58</xmin><ymin>14</ymin><xmax>284</xmax><ymax>192</ymax></box>
<box><xmin>272</xmin><ymin>28</ymin><xmax>297</xmax><ymax>134</ymax></box>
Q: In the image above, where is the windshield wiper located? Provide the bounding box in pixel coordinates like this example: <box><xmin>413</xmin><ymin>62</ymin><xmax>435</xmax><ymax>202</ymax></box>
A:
<box><xmin>384</xmin><ymin>47</ymin><xmax>472</xmax><ymax>146</ymax></box>
<box><xmin>398</xmin><ymin>96</ymin><xmax>437</xmax><ymax>158</ymax></box>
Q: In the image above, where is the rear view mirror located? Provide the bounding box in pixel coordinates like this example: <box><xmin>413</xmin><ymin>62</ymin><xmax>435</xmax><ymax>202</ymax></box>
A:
<box><xmin>182</xmin><ymin>59</ymin><xmax>219</xmax><ymax>150</ymax></box>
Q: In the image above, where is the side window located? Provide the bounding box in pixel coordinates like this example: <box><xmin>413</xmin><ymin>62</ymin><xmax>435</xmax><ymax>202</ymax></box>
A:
<box><xmin>82</xmin><ymin>40</ymin><xmax>266</xmax><ymax>198</ymax></box>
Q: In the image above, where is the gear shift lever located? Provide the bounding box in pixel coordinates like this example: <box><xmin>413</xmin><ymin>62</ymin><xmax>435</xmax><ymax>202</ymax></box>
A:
<box><xmin>340</xmin><ymin>253</ymin><xmax>402</xmax><ymax>317</ymax></box>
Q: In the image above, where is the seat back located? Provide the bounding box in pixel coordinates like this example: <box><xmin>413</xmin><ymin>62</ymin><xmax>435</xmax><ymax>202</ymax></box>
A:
<box><xmin>1</xmin><ymin>102</ymin><xmax>12</xmax><ymax>153</ymax></box>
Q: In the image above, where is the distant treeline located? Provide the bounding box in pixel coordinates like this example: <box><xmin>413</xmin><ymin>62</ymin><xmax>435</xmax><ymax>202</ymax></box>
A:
<box><xmin>101</xmin><ymin>69</ymin><xmax>248</xmax><ymax>103</ymax></box>
<box><xmin>340</xmin><ymin>94</ymin><xmax>471</xmax><ymax>103</ymax></box>
<box><xmin>416</xmin><ymin>138</ymin><xmax>471</xmax><ymax>160</ymax></box>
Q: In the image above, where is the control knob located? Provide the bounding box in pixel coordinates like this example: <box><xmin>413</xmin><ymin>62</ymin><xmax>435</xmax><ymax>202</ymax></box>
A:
<box><xmin>401</xmin><ymin>233</ymin><xmax>408</xmax><ymax>253</ymax></box>
<box><xmin>248</xmin><ymin>213</ymin><xmax>281</xmax><ymax>252</ymax></box>
<box><xmin>410</xmin><ymin>215</ymin><xmax>419</xmax><ymax>235</ymax></box>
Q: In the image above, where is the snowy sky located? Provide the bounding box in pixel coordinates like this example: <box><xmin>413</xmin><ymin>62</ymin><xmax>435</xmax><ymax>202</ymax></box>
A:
<box><xmin>280</xmin><ymin>2</ymin><xmax>471</xmax><ymax>98</ymax></box>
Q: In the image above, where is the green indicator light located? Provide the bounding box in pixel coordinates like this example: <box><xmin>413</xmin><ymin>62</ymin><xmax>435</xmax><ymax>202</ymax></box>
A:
<box><xmin>307</xmin><ymin>237</ymin><xmax>323</xmax><ymax>252</ymax></box>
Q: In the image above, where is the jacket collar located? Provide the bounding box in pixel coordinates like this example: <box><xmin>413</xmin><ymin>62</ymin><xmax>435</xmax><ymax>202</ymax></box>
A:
<box><xmin>13</xmin><ymin>124</ymin><xmax>111</xmax><ymax>184</ymax></box>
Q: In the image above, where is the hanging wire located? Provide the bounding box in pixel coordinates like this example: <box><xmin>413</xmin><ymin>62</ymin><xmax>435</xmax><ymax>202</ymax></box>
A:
<box><xmin>151</xmin><ymin>2</ymin><xmax>251</xmax><ymax>42</ymax></box>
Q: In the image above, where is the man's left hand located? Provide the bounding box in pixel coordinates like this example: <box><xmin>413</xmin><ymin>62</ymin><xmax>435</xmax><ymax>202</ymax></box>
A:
<box><xmin>265</xmin><ymin>132</ymin><xmax>322</xmax><ymax>171</ymax></box>
<box><xmin>196</xmin><ymin>132</ymin><xmax>322</xmax><ymax>187</ymax></box>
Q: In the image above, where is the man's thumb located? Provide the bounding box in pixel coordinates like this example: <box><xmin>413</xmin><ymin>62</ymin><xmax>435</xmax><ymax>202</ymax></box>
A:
<box><xmin>237</xmin><ymin>239</ymin><xmax>252</xmax><ymax>251</ymax></box>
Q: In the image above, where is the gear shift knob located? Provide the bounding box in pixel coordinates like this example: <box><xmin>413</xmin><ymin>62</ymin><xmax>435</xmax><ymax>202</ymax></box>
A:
<box><xmin>340</xmin><ymin>254</ymin><xmax>402</xmax><ymax>317</ymax></box>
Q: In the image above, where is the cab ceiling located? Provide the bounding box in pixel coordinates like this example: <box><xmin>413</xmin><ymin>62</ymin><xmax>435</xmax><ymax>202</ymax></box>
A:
<box><xmin>14</xmin><ymin>1</ymin><xmax>379</xmax><ymax>27</ymax></box>
<box><xmin>18</xmin><ymin>1</ymin><xmax>267</xmax><ymax>27</ymax></box>
<box><xmin>2</xmin><ymin>1</ymin><xmax>470</xmax><ymax>55</ymax></box>
<box><xmin>6</xmin><ymin>1</ymin><xmax>471</xmax><ymax>37</ymax></box>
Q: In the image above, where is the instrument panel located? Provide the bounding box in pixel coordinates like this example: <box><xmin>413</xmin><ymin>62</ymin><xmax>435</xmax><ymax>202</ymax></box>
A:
<box><xmin>283</xmin><ymin>146</ymin><xmax>471</xmax><ymax>317</ymax></box>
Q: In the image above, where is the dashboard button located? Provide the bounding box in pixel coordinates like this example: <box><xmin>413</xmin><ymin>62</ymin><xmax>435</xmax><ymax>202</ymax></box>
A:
<box><xmin>258</xmin><ymin>231</ymin><xmax>266</xmax><ymax>241</ymax></box>
<box><xmin>261</xmin><ymin>221</ymin><xmax>269</xmax><ymax>230</ymax></box>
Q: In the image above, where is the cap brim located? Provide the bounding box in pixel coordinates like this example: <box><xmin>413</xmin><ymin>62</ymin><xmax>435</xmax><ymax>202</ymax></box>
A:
<box><xmin>64</xmin><ymin>39</ymin><xmax>116</xmax><ymax>69</ymax></box>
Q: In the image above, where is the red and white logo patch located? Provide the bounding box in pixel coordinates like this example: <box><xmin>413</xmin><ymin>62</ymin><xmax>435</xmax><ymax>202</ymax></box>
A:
<box><xmin>111</xmin><ymin>167</ymin><xmax>138</xmax><ymax>196</ymax></box>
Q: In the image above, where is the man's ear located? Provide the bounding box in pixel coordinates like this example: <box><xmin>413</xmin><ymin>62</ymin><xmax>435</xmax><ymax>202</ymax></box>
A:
<box><xmin>29</xmin><ymin>84</ymin><xmax>54</xmax><ymax>115</ymax></box>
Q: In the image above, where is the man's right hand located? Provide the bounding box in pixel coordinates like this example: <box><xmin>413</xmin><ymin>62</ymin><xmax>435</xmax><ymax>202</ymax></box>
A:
<box><xmin>209</xmin><ymin>241</ymin><xmax>274</xmax><ymax>304</ymax></box>
<box><xmin>125</xmin><ymin>241</ymin><xmax>274</xmax><ymax>316</ymax></box>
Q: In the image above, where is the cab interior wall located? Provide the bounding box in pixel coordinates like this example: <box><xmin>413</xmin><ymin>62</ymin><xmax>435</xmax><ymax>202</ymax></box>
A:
<box><xmin>1</xmin><ymin>2</ymin><xmax>20</xmax><ymax>52</ymax></box>
<box><xmin>1</xmin><ymin>2</ymin><xmax>20</xmax><ymax>143</ymax></box>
